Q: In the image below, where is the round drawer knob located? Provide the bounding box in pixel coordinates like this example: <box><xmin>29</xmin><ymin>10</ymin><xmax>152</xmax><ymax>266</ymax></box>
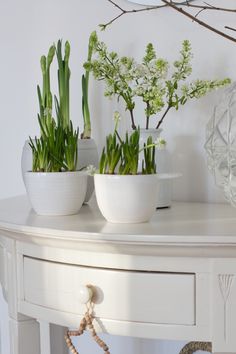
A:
<box><xmin>79</xmin><ymin>285</ymin><xmax>93</xmax><ymax>304</ymax></box>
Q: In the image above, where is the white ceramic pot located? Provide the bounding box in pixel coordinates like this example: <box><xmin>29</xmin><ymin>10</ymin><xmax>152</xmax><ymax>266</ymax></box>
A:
<box><xmin>21</xmin><ymin>138</ymin><xmax>98</xmax><ymax>203</ymax></box>
<box><xmin>77</xmin><ymin>138</ymin><xmax>98</xmax><ymax>203</ymax></box>
<box><xmin>139</xmin><ymin>128</ymin><xmax>172</xmax><ymax>208</ymax></box>
<box><xmin>94</xmin><ymin>174</ymin><xmax>159</xmax><ymax>223</ymax></box>
<box><xmin>25</xmin><ymin>171</ymin><xmax>87</xmax><ymax>216</ymax></box>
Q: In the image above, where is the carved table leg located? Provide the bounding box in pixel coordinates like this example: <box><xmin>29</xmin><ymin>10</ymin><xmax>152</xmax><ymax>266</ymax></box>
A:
<box><xmin>179</xmin><ymin>342</ymin><xmax>212</xmax><ymax>354</ymax></box>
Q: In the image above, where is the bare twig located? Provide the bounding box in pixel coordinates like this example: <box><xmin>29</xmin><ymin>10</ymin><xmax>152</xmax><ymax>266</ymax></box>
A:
<box><xmin>225</xmin><ymin>26</ymin><xmax>236</xmax><ymax>33</ymax></box>
<box><xmin>101</xmin><ymin>0</ymin><xmax>167</xmax><ymax>29</ymax></box>
<box><xmin>184</xmin><ymin>3</ymin><xmax>236</xmax><ymax>14</ymax></box>
<box><xmin>194</xmin><ymin>8</ymin><xmax>206</xmax><ymax>19</ymax></box>
<box><xmin>161</xmin><ymin>0</ymin><xmax>236</xmax><ymax>43</ymax></box>
<box><xmin>102</xmin><ymin>0</ymin><xmax>236</xmax><ymax>43</ymax></box>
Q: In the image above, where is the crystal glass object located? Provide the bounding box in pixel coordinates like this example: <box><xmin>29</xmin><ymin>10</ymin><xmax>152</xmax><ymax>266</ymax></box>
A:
<box><xmin>205</xmin><ymin>82</ymin><xmax>236</xmax><ymax>206</ymax></box>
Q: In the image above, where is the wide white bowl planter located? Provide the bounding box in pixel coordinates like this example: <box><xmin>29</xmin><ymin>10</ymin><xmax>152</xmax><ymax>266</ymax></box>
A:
<box><xmin>94</xmin><ymin>174</ymin><xmax>159</xmax><ymax>223</ymax></box>
<box><xmin>21</xmin><ymin>138</ymin><xmax>98</xmax><ymax>203</ymax></box>
<box><xmin>25</xmin><ymin>171</ymin><xmax>87</xmax><ymax>216</ymax></box>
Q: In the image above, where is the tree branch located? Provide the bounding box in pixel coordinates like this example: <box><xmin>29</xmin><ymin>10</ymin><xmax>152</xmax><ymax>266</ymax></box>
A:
<box><xmin>102</xmin><ymin>0</ymin><xmax>236</xmax><ymax>43</ymax></box>
<box><xmin>183</xmin><ymin>2</ymin><xmax>236</xmax><ymax>14</ymax></box>
<box><xmin>161</xmin><ymin>0</ymin><xmax>236</xmax><ymax>43</ymax></box>
<box><xmin>225</xmin><ymin>26</ymin><xmax>236</xmax><ymax>33</ymax></box>
<box><xmin>100</xmin><ymin>0</ymin><xmax>167</xmax><ymax>29</ymax></box>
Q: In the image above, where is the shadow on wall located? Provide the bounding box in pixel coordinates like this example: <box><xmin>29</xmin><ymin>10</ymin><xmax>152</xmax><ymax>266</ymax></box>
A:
<box><xmin>171</xmin><ymin>135</ymin><xmax>209</xmax><ymax>202</ymax></box>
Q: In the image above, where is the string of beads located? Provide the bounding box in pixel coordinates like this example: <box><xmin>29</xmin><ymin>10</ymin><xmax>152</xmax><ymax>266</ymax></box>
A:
<box><xmin>65</xmin><ymin>310</ymin><xmax>110</xmax><ymax>354</ymax></box>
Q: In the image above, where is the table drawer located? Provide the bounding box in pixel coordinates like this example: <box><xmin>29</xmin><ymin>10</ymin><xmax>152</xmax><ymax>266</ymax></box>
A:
<box><xmin>23</xmin><ymin>257</ymin><xmax>195</xmax><ymax>325</ymax></box>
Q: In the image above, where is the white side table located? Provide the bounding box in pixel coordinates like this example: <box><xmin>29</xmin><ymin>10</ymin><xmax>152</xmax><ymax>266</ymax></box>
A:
<box><xmin>1</xmin><ymin>195</ymin><xmax>236</xmax><ymax>354</ymax></box>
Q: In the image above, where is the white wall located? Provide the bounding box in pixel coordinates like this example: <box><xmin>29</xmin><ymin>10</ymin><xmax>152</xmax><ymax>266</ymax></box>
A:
<box><xmin>0</xmin><ymin>0</ymin><xmax>235</xmax><ymax>353</ymax></box>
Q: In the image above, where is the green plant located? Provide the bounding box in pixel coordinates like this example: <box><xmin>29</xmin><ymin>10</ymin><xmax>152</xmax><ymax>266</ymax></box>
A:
<box><xmin>29</xmin><ymin>115</ymin><xmax>78</xmax><ymax>172</ymax></box>
<box><xmin>133</xmin><ymin>43</ymin><xmax>168</xmax><ymax>129</ymax></box>
<box><xmin>85</xmin><ymin>36</ymin><xmax>231</xmax><ymax>130</ymax></box>
<box><xmin>37</xmin><ymin>45</ymin><xmax>56</xmax><ymax>134</ymax></box>
<box><xmin>29</xmin><ymin>40</ymin><xmax>79</xmax><ymax>173</ymax></box>
<box><xmin>99</xmin><ymin>113</ymin><xmax>156</xmax><ymax>175</ymax></box>
<box><xmin>56</xmin><ymin>40</ymin><xmax>71</xmax><ymax>129</ymax></box>
<box><xmin>118</xmin><ymin>130</ymin><xmax>140</xmax><ymax>175</ymax></box>
<box><xmin>81</xmin><ymin>31</ymin><xmax>97</xmax><ymax>139</ymax></box>
<box><xmin>142</xmin><ymin>136</ymin><xmax>156</xmax><ymax>174</ymax></box>
<box><xmin>84</xmin><ymin>35</ymin><xmax>136</xmax><ymax>130</ymax></box>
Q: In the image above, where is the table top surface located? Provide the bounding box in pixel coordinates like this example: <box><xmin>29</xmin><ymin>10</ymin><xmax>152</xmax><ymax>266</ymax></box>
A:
<box><xmin>0</xmin><ymin>195</ymin><xmax>236</xmax><ymax>245</ymax></box>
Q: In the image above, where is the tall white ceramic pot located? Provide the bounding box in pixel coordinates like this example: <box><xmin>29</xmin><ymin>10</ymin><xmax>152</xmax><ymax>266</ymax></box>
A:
<box><xmin>139</xmin><ymin>128</ymin><xmax>172</xmax><ymax>208</ymax></box>
<box><xmin>94</xmin><ymin>174</ymin><xmax>159</xmax><ymax>223</ymax></box>
<box><xmin>24</xmin><ymin>171</ymin><xmax>87</xmax><ymax>216</ymax></box>
<box><xmin>21</xmin><ymin>138</ymin><xmax>98</xmax><ymax>203</ymax></box>
<box><xmin>77</xmin><ymin>139</ymin><xmax>98</xmax><ymax>202</ymax></box>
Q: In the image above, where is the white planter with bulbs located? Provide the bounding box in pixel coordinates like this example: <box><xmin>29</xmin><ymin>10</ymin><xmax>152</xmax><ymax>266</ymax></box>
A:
<box><xmin>77</xmin><ymin>138</ymin><xmax>99</xmax><ymax>202</ymax></box>
<box><xmin>21</xmin><ymin>138</ymin><xmax>98</xmax><ymax>203</ymax></box>
<box><xmin>139</xmin><ymin>128</ymin><xmax>173</xmax><ymax>208</ymax></box>
<box><xmin>25</xmin><ymin>171</ymin><xmax>87</xmax><ymax>216</ymax></box>
<box><xmin>94</xmin><ymin>173</ymin><xmax>164</xmax><ymax>223</ymax></box>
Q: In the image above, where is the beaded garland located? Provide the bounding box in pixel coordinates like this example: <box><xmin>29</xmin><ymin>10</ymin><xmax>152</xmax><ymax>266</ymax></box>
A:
<box><xmin>64</xmin><ymin>306</ymin><xmax>110</xmax><ymax>354</ymax></box>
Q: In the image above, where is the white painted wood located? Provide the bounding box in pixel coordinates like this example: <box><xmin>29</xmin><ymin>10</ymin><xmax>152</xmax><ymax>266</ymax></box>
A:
<box><xmin>0</xmin><ymin>245</ymin><xmax>5</xmax><ymax>293</ymax></box>
<box><xmin>0</xmin><ymin>285</ymin><xmax>10</xmax><ymax>354</ymax></box>
<box><xmin>211</xmin><ymin>259</ymin><xmax>236</xmax><ymax>353</ymax></box>
<box><xmin>38</xmin><ymin>321</ymin><xmax>51</xmax><ymax>354</ymax></box>
<box><xmin>1</xmin><ymin>196</ymin><xmax>236</xmax><ymax>245</ymax></box>
<box><xmin>9</xmin><ymin>318</ymin><xmax>40</xmax><ymax>354</ymax></box>
<box><xmin>17</xmin><ymin>300</ymin><xmax>210</xmax><ymax>341</ymax></box>
<box><xmin>23</xmin><ymin>257</ymin><xmax>195</xmax><ymax>325</ymax></box>
<box><xmin>2</xmin><ymin>196</ymin><xmax>236</xmax><ymax>352</ymax></box>
<box><xmin>5</xmin><ymin>247</ymin><xmax>27</xmax><ymax>321</ymax></box>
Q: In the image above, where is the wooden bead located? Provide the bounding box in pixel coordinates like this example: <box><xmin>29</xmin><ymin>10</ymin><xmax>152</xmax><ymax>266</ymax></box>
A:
<box><xmin>65</xmin><ymin>308</ymin><xmax>110</xmax><ymax>354</ymax></box>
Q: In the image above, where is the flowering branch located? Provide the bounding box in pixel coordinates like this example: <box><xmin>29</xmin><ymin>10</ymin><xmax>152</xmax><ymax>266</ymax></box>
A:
<box><xmin>85</xmin><ymin>36</ymin><xmax>230</xmax><ymax>130</ymax></box>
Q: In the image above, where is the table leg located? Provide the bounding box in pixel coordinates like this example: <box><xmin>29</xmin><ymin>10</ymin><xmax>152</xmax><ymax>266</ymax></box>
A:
<box><xmin>38</xmin><ymin>321</ymin><xmax>51</xmax><ymax>354</ymax></box>
<box><xmin>38</xmin><ymin>322</ymin><xmax>68</xmax><ymax>354</ymax></box>
<box><xmin>9</xmin><ymin>317</ymin><xmax>40</xmax><ymax>354</ymax></box>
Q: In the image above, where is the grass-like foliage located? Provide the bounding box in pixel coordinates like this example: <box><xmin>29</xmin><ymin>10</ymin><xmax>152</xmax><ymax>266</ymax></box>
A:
<box><xmin>29</xmin><ymin>116</ymin><xmax>78</xmax><ymax>173</ymax></box>
<box><xmin>99</xmin><ymin>113</ymin><xmax>156</xmax><ymax>175</ymax></box>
